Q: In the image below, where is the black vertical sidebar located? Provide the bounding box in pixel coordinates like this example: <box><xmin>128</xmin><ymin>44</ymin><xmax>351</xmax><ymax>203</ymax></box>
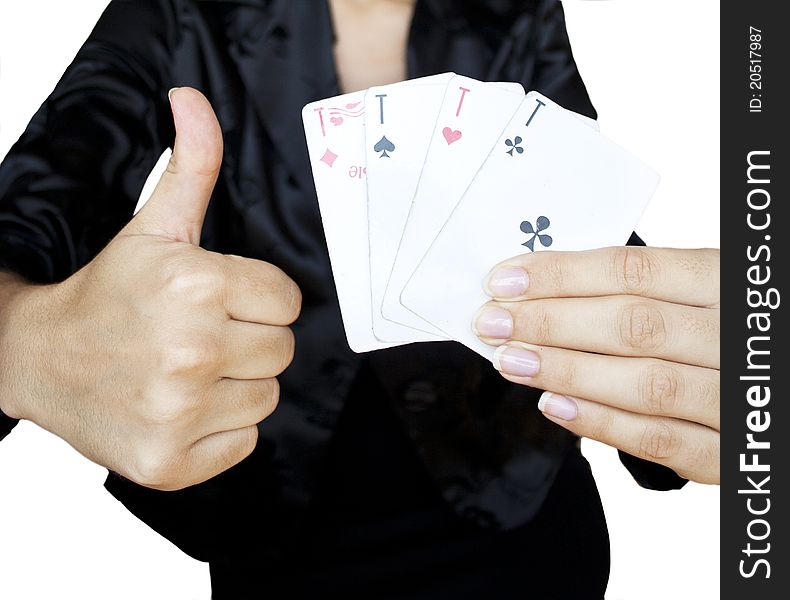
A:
<box><xmin>721</xmin><ymin>1</ymin><xmax>788</xmax><ymax>597</ymax></box>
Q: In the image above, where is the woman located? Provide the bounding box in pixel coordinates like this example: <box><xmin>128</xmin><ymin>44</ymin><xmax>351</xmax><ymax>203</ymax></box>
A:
<box><xmin>0</xmin><ymin>0</ymin><xmax>718</xmax><ymax>597</ymax></box>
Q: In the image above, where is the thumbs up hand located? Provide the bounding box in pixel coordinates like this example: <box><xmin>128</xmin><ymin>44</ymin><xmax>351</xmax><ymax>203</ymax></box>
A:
<box><xmin>0</xmin><ymin>88</ymin><xmax>301</xmax><ymax>490</ymax></box>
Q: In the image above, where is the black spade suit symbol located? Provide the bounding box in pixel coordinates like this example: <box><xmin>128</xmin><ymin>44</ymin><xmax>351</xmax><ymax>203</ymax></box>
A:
<box><xmin>374</xmin><ymin>136</ymin><xmax>396</xmax><ymax>158</ymax></box>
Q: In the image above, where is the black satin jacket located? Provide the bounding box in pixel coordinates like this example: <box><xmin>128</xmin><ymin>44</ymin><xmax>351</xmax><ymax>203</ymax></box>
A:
<box><xmin>0</xmin><ymin>0</ymin><xmax>684</xmax><ymax>563</ymax></box>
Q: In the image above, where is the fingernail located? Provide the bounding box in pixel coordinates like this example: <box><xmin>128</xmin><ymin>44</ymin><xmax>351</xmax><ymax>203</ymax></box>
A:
<box><xmin>485</xmin><ymin>267</ymin><xmax>529</xmax><ymax>298</ymax></box>
<box><xmin>493</xmin><ymin>346</ymin><xmax>540</xmax><ymax>377</ymax></box>
<box><xmin>473</xmin><ymin>306</ymin><xmax>513</xmax><ymax>339</ymax></box>
<box><xmin>538</xmin><ymin>392</ymin><xmax>578</xmax><ymax>421</ymax></box>
<box><xmin>168</xmin><ymin>87</ymin><xmax>180</xmax><ymax>102</ymax></box>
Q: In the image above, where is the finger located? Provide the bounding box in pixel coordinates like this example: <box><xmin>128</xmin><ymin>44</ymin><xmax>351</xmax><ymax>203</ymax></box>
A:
<box><xmin>484</xmin><ymin>247</ymin><xmax>720</xmax><ymax>308</ymax></box>
<box><xmin>180</xmin><ymin>425</ymin><xmax>259</xmax><ymax>489</ymax></box>
<box><xmin>475</xmin><ymin>296</ymin><xmax>720</xmax><ymax>368</ymax></box>
<box><xmin>537</xmin><ymin>392</ymin><xmax>720</xmax><ymax>484</ymax></box>
<box><xmin>220</xmin><ymin>320</ymin><xmax>295</xmax><ymax>379</ymax></box>
<box><xmin>197</xmin><ymin>378</ymin><xmax>279</xmax><ymax>437</ymax></box>
<box><xmin>220</xmin><ymin>254</ymin><xmax>302</xmax><ymax>325</ymax></box>
<box><xmin>126</xmin><ymin>87</ymin><xmax>224</xmax><ymax>245</ymax></box>
<box><xmin>493</xmin><ymin>343</ymin><xmax>720</xmax><ymax>430</ymax></box>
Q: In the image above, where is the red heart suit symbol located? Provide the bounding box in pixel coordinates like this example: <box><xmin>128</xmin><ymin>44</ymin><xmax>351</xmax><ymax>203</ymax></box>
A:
<box><xmin>442</xmin><ymin>127</ymin><xmax>462</xmax><ymax>145</ymax></box>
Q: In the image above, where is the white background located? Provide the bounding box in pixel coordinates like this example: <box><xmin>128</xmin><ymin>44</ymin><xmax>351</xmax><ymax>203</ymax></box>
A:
<box><xmin>0</xmin><ymin>1</ymin><xmax>719</xmax><ymax>598</ymax></box>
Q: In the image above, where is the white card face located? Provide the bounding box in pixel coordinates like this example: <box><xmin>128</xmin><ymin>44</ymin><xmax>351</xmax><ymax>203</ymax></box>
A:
<box><xmin>383</xmin><ymin>93</ymin><xmax>600</xmax><ymax>338</ymax></box>
<box><xmin>381</xmin><ymin>75</ymin><xmax>526</xmax><ymax>333</ymax></box>
<box><xmin>303</xmin><ymin>90</ymin><xmax>401</xmax><ymax>352</ymax></box>
<box><xmin>365</xmin><ymin>83</ymin><xmax>450</xmax><ymax>342</ymax></box>
<box><xmin>401</xmin><ymin>92</ymin><xmax>659</xmax><ymax>360</ymax></box>
<box><xmin>302</xmin><ymin>74</ymin><xmax>454</xmax><ymax>352</ymax></box>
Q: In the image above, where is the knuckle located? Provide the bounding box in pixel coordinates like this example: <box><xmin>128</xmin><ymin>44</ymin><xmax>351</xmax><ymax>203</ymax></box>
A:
<box><xmin>130</xmin><ymin>449</ymin><xmax>179</xmax><ymax>489</ymax></box>
<box><xmin>146</xmin><ymin>401</ymin><xmax>183</xmax><ymax>427</ymax></box>
<box><xmin>554</xmin><ymin>356</ymin><xmax>578</xmax><ymax>392</ymax></box>
<box><xmin>638</xmin><ymin>420</ymin><xmax>682</xmax><ymax>461</ymax></box>
<box><xmin>588</xmin><ymin>408</ymin><xmax>615</xmax><ymax>443</ymax></box>
<box><xmin>614</xmin><ymin>247</ymin><xmax>658</xmax><ymax>295</ymax></box>
<box><xmin>687</xmin><ymin>441</ymin><xmax>718</xmax><ymax>479</ymax></box>
<box><xmin>159</xmin><ymin>338</ymin><xmax>220</xmax><ymax>377</ymax></box>
<box><xmin>273</xmin><ymin>328</ymin><xmax>296</xmax><ymax>374</ymax></box>
<box><xmin>164</xmin><ymin>154</ymin><xmax>184</xmax><ymax>178</ymax></box>
<box><xmin>269</xmin><ymin>375</ymin><xmax>281</xmax><ymax>398</ymax></box>
<box><xmin>163</xmin><ymin>156</ymin><xmax>184</xmax><ymax>182</ymax></box>
<box><xmin>242</xmin><ymin>426</ymin><xmax>259</xmax><ymax>456</ymax></box>
<box><xmin>618</xmin><ymin>301</ymin><xmax>667</xmax><ymax>351</ymax></box>
<box><xmin>699</xmin><ymin>439</ymin><xmax>720</xmax><ymax>483</ymax></box>
<box><xmin>675</xmin><ymin>439</ymin><xmax>719</xmax><ymax>484</ymax></box>
<box><xmin>681</xmin><ymin>311</ymin><xmax>720</xmax><ymax>345</ymax></box>
<box><xmin>245</xmin><ymin>261</ymin><xmax>302</xmax><ymax>323</ymax></box>
<box><xmin>697</xmin><ymin>375</ymin><xmax>721</xmax><ymax>415</ymax></box>
<box><xmin>543</xmin><ymin>255</ymin><xmax>566</xmax><ymax>293</ymax></box>
<box><xmin>245</xmin><ymin>379</ymin><xmax>280</xmax><ymax>423</ymax></box>
<box><xmin>287</xmin><ymin>283</ymin><xmax>303</xmax><ymax>322</ymax></box>
<box><xmin>166</xmin><ymin>153</ymin><xmax>219</xmax><ymax>180</ymax></box>
<box><xmin>517</xmin><ymin>304</ymin><xmax>552</xmax><ymax>344</ymax></box>
<box><xmin>219</xmin><ymin>427</ymin><xmax>258</xmax><ymax>473</ymax></box>
<box><xmin>263</xmin><ymin>378</ymin><xmax>281</xmax><ymax>416</ymax></box>
<box><xmin>142</xmin><ymin>391</ymin><xmax>194</xmax><ymax>427</ymax></box>
<box><xmin>268</xmin><ymin>266</ymin><xmax>302</xmax><ymax>323</ymax></box>
<box><xmin>162</xmin><ymin>260</ymin><xmax>225</xmax><ymax>305</ymax></box>
<box><xmin>639</xmin><ymin>364</ymin><xmax>682</xmax><ymax>416</ymax></box>
<box><xmin>680</xmin><ymin>248</ymin><xmax>719</xmax><ymax>279</ymax></box>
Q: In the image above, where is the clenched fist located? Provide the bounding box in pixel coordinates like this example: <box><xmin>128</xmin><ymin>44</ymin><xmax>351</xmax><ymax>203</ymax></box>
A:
<box><xmin>0</xmin><ymin>88</ymin><xmax>301</xmax><ymax>490</ymax></box>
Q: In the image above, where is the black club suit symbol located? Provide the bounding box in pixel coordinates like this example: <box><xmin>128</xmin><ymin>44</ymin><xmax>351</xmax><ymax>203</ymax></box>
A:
<box><xmin>521</xmin><ymin>216</ymin><xmax>553</xmax><ymax>251</ymax></box>
<box><xmin>505</xmin><ymin>136</ymin><xmax>524</xmax><ymax>156</ymax></box>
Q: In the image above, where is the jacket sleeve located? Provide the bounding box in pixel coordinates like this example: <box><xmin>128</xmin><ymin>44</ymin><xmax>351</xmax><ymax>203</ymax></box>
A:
<box><xmin>0</xmin><ymin>0</ymin><xmax>179</xmax><ymax>282</ymax></box>
<box><xmin>0</xmin><ymin>0</ymin><xmax>179</xmax><ymax>438</ymax></box>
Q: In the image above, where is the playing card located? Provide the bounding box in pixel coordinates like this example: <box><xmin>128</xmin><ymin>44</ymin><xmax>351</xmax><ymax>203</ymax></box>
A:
<box><xmin>365</xmin><ymin>77</ymin><xmax>522</xmax><ymax>342</ymax></box>
<box><xmin>381</xmin><ymin>75</ymin><xmax>526</xmax><ymax>334</ymax></box>
<box><xmin>383</xmin><ymin>89</ymin><xmax>600</xmax><ymax>338</ymax></box>
<box><xmin>303</xmin><ymin>90</ymin><xmax>385</xmax><ymax>352</ymax></box>
<box><xmin>401</xmin><ymin>92</ymin><xmax>660</xmax><ymax>360</ymax></box>
<box><xmin>302</xmin><ymin>74</ymin><xmax>454</xmax><ymax>352</ymax></box>
<box><xmin>365</xmin><ymin>82</ymin><xmax>451</xmax><ymax>342</ymax></box>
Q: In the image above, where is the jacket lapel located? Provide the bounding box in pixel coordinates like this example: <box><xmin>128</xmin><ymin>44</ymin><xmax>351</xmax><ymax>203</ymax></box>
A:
<box><xmin>224</xmin><ymin>0</ymin><xmax>340</xmax><ymax>177</ymax></box>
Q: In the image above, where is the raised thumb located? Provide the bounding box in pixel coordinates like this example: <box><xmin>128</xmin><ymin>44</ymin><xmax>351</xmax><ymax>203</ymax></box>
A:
<box><xmin>126</xmin><ymin>87</ymin><xmax>223</xmax><ymax>244</ymax></box>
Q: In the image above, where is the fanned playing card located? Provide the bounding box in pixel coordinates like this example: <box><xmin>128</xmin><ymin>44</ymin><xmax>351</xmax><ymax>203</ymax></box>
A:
<box><xmin>400</xmin><ymin>92</ymin><xmax>660</xmax><ymax>359</ymax></box>
<box><xmin>381</xmin><ymin>75</ymin><xmax>526</xmax><ymax>335</ymax></box>
<box><xmin>364</xmin><ymin>81</ymin><xmax>451</xmax><ymax>343</ymax></box>
<box><xmin>303</xmin><ymin>89</ymin><xmax>386</xmax><ymax>352</ymax></box>
<box><xmin>302</xmin><ymin>74</ymin><xmax>453</xmax><ymax>352</ymax></box>
<box><xmin>365</xmin><ymin>78</ymin><xmax>524</xmax><ymax>343</ymax></box>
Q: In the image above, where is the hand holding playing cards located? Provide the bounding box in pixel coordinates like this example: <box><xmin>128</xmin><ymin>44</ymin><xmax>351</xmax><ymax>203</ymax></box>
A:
<box><xmin>303</xmin><ymin>76</ymin><xmax>718</xmax><ymax>483</ymax></box>
<box><xmin>0</xmin><ymin>88</ymin><xmax>301</xmax><ymax>490</ymax></box>
<box><xmin>474</xmin><ymin>247</ymin><xmax>720</xmax><ymax>484</ymax></box>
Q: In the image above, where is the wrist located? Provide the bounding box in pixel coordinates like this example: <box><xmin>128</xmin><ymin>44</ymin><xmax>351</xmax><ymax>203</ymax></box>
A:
<box><xmin>0</xmin><ymin>275</ymin><xmax>59</xmax><ymax>422</ymax></box>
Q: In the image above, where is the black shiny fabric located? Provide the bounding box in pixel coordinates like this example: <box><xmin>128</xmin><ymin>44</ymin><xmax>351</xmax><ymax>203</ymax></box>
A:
<box><xmin>0</xmin><ymin>0</ymin><xmax>685</xmax><ymax>590</ymax></box>
<box><xmin>210</xmin><ymin>361</ymin><xmax>612</xmax><ymax>598</ymax></box>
